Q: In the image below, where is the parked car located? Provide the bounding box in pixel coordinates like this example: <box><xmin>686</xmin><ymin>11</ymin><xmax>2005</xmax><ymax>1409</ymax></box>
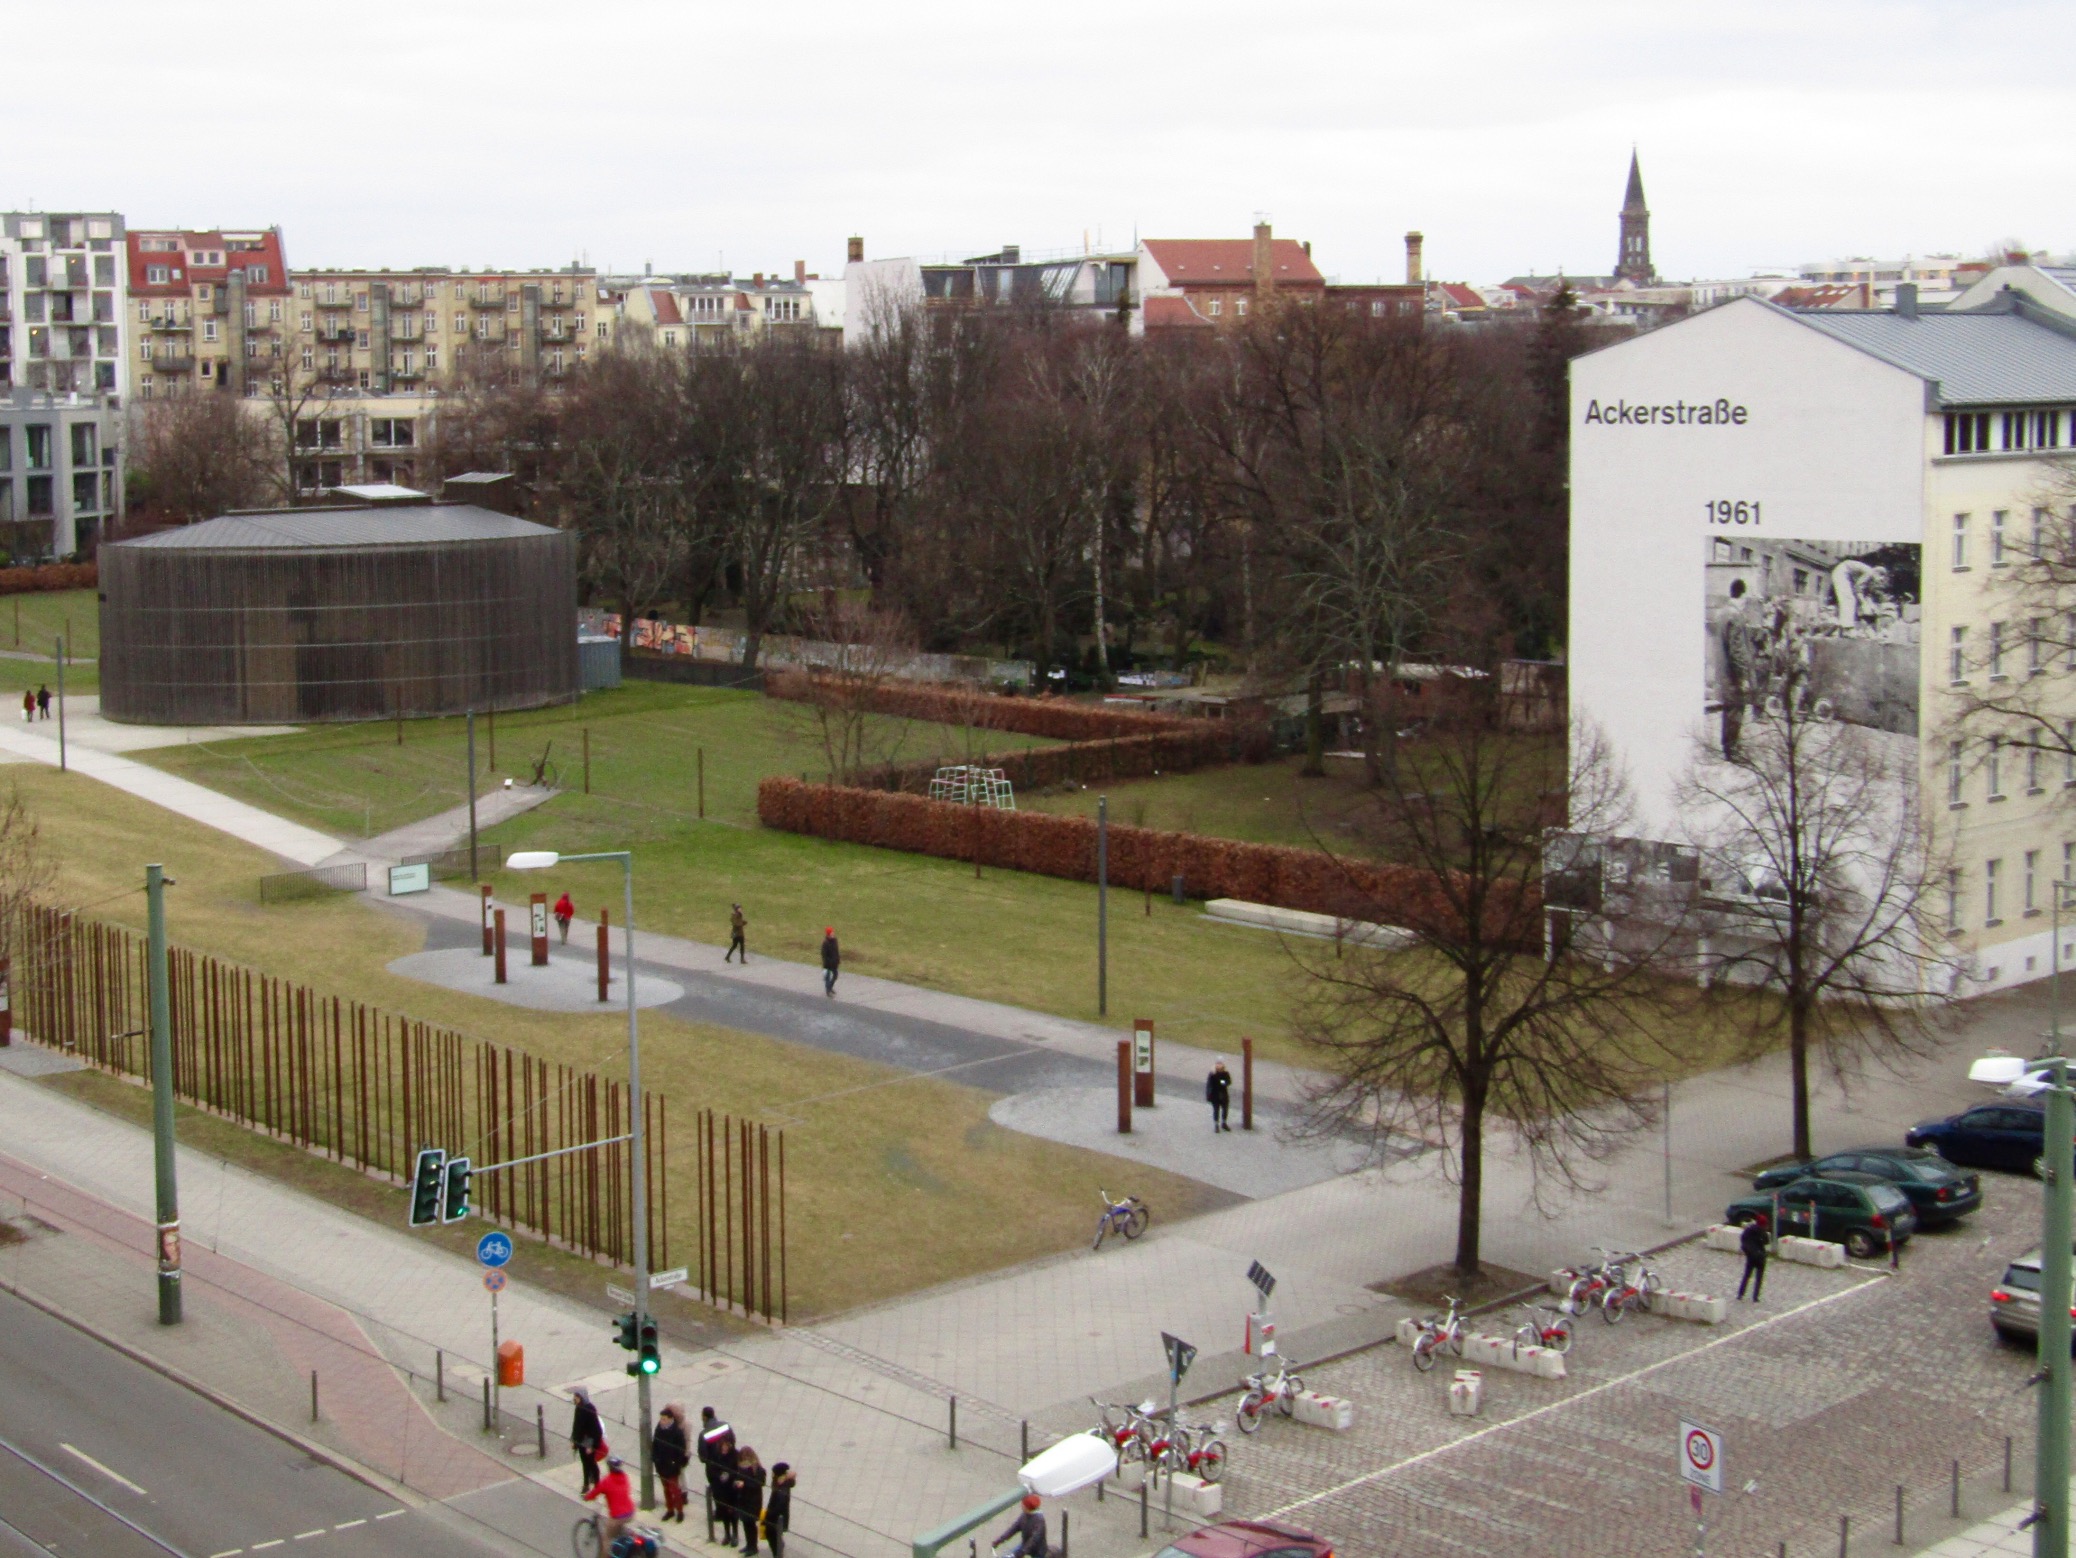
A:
<box><xmin>1752</xmin><ymin>1147</ymin><xmax>1981</xmax><ymax>1224</ymax></box>
<box><xmin>1725</xmin><ymin>1172</ymin><xmax>1917</xmax><ymax>1258</ymax></box>
<box><xmin>1152</xmin><ymin>1520</ymin><xmax>1333</xmax><ymax>1558</ymax></box>
<box><xmin>1990</xmin><ymin>1247</ymin><xmax>2076</xmax><ymax>1346</ymax></box>
<box><xmin>1906</xmin><ymin>1101</ymin><xmax>2055</xmax><ymax>1174</ymax></box>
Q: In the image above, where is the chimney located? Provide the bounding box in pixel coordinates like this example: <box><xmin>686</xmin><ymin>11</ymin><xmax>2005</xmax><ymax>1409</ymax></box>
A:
<box><xmin>1252</xmin><ymin>222</ymin><xmax>1273</xmax><ymax>290</ymax></box>
<box><xmin>1405</xmin><ymin>231</ymin><xmax>1424</xmax><ymax>286</ymax></box>
<box><xmin>1896</xmin><ymin>282</ymin><xmax>1918</xmax><ymax>319</ymax></box>
<box><xmin>1002</xmin><ymin>244</ymin><xmax>1020</xmax><ymax>265</ymax></box>
<box><xmin>794</xmin><ymin>259</ymin><xmax>806</xmax><ymax>284</ymax></box>
<box><xmin>846</xmin><ymin>235</ymin><xmax>864</xmax><ymax>264</ymax></box>
<box><xmin>753</xmin><ymin>272</ymin><xmax>764</xmax><ymax>287</ymax></box>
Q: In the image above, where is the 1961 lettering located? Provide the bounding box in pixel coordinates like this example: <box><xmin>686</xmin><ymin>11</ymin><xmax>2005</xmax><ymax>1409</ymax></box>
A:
<box><xmin>1705</xmin><ymin>500</ymin><xmax>1762</xmax><ymax>526</ymax></box>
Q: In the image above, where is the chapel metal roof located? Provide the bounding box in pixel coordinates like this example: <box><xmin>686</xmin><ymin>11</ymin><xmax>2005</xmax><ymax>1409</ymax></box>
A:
<box><xmin>114</xmin><ymin>504</ymin><xmax>560</xmax><ymax>551</ymax></box>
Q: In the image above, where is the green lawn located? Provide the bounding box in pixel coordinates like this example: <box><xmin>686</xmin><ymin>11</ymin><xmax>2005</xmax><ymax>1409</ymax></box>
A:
<box><xmin>0</xmin><ymin>588</ymin><xmax>98</xmax><ymax>697</ymax></box>
<box><xmin>1022</xmin><ymin>752</ymin><xmax>1379</xmax><ymax>848</ymax></box>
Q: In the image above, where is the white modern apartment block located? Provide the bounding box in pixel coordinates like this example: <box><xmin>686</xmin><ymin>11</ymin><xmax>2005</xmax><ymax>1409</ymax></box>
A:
<box><xmin>1</xmin><ymin>212</ymin><xmax>130</xmax><ymax>401</ymax></box>
<box><xmin>1570</xmin><ymin>289</ymin><xmax>2076</xmax><ymax>993</ymax></box>
<box><xmin>0</xmin><ymin>387</ymin><xmax>126</xmax><ymax>558</ymax></box>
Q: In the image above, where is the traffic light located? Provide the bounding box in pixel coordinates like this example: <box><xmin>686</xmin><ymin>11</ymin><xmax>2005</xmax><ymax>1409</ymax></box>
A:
<box><xmin>634</xmin><ymin>1317</ymin><xmax>661</xmax><ymax>1378</ymax></box>
<box><xmin>409</xmin><ymin>1147</ymin><xmax>446</xmax><ymax>1228</ymax></box>
<box><xmin>614</xmin><ymin>1311</ymin><xmax>639</xmax><ymax>1351</ymax></box>
<box><xmin>441</xmin><ymin>1156</ymin><xmax>472</xmax><ymax>1223</ymax></box>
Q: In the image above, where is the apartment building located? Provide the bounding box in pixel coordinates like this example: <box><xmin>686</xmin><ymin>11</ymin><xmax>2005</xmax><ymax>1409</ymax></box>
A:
<box><xmin>1569</xmin><ymin>288</ymin><xmax>2076</xmax><ymax>996</ymax></box>
<box><xmin>844</xmin><ymin>239</ymin><xmax>1134</xmax><ymax>344</ymax></box>
<box><xmin>2</xmin><ymin>212</ymin><xmax>129</xmax><ymax>399</ymax></box>
<box><xmin>128</xmin><ymin>228</ymin><xmax>292</xmax><ymax>399</ymax></box>
<box><xmin>286</xmin><ymin>266</ymin><xmax>597</xmax><ymax>393</ymax></box>
<box><xmin>0</xmin><ymin>387</ymin><xmax>125</xmax><ymax>558</ymax></box>
<box><xmin>604</xmin><ymin>262</ymin><xmax>842</xmax><ymax>350</ymax></box>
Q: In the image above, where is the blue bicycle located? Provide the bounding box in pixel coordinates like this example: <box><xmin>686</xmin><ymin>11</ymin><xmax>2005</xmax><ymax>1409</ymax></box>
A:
<box><xmin>1093</xmin><ymin>1189</ymin><xmax>1149</xmax><ymax>1249</ymax></box>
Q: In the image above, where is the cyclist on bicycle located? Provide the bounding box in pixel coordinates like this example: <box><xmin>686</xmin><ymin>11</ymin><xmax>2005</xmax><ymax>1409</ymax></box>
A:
<box><xmin>992</xmin><ymin>1494</ymin><xmax>1048</xmax><ymax>1558</ymax></box>
<box><xmin>585</xmin><ymin>1455</ymin><xmax>637</xmax><ymax>1554</ymax></box>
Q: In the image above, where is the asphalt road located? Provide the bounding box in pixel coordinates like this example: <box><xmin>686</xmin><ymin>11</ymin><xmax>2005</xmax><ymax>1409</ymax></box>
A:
<box><xmin>0</xmin><ymin>1290</ymin><xmax>579</xmax><ymax>1558</ymax></box>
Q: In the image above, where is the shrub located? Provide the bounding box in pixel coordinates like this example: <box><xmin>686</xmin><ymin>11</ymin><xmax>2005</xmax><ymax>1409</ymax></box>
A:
<box><xmin>0</xmin><ymin>563</ymin><xmax>96</xmax><ymax>597</ymax></box>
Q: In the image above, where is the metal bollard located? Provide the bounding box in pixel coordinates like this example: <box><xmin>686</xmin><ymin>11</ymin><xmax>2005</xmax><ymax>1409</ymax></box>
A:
<box><xmin>1060</xmin><ymin>1512</ymin><xmax>1068</xmax><ymax>1558</ymax></box>
<box><xmin>1139</xmin><ymin>1479</ymin><xmax>1148</xmax><ymax>1540</ymax></box>
<box><xmin>705</xmin><ymin>1487</ymin><xmax>716</xmax><ymax>1545</ymax></box>
<box><xmin>1838</xmin><ymin>1514</ymin><xmax>1849</xmax><ymax>1558</ymax></box>
<box><xmin>1022</xmin><ymin>1419</ymin><xmax>1029</xmax><ymax>1462</ymax></box>
<box><xmin>437</xmin><ymin>1350</ymin><xmax>445</xmax><ymax>1402</ymax></box>
<box><xmin>2006</xmin><ymin>1436</ymin><xmax>2014</xmax><ymax>1492</ymax></box>
<box><xmin>949</xmin><ymin>1396</ymin><xmax>957</xmax><ymax>1449</ymax></box>
<box><xmin>311</xmin><ymin>1370</ymin><xmax>319</xmax><ymax>1422</ymax></box>
<box><xmin>482</xmin><ymin>1377</ymin><xmax>492</xmax><ymax>1433</ymax></box>
<box><xmin>1894</xmin><ymin>1483</ymin><xmax>1904</xmax><ymax>1544</ymax></box>
<box><xmin>1952</xmin><ymin>1458</ymin><xmax>1960</xmax><ymax>1518</ymax></box>
<box><xmin>538</xmin><ymin>1404</ymin><xmax>547</xmax><ymax>1459</ymax></box>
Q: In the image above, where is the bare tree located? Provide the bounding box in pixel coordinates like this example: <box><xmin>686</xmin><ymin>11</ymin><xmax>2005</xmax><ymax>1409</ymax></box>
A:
<box><xmin>126</xmin><ymin>392</ymin><xmax>273</xmax><ymax>524</ymax></box>
<box><xmin>1677</xmin><ymin>653</ymin><xmax>1958</xmax><ymax>1160</ymax></box>
<box><xmin>0</xmin><ymin>786</ymin><xmax>53</xmax><ymax>960</ymax></box>
<box><xmin>1297</xmin><ymin>655</ymin><xmax>1692</xmax><ymax>1283</ymax></box>
<box><xmin>794</xmin><ymin>597</ymin><xmax>917</xmax><ymax>782</ymax></box>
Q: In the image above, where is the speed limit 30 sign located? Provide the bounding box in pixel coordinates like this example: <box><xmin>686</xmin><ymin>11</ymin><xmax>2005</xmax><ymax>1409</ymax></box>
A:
<box><xmin>1678</xmin><ymin>1419</ymin><xmax>1723</xmax><ymax>1494</ymax></box>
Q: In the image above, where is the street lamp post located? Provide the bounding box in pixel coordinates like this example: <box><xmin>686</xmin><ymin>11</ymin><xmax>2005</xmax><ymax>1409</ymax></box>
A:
<box><xmin>507</xmin><ymin>847</ymin><xmax>652</xmax><ymax>1509</ymax></box>
<box><xmin>2039</xmin><ymin>883</ymin><xmax>2073</xmax><ymax>1558</ymax></box>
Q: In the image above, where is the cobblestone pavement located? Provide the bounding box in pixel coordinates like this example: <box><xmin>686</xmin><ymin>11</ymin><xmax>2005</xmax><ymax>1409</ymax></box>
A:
<box><xmin>1185</xmin><ymin>1184</ymin><xmax>2048</xmax><ymax>1558</ymax></box>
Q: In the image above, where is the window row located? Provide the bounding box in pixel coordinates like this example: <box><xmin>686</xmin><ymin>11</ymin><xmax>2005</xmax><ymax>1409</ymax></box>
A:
<box><xmin>1948</xmin><ymin>728</ymin><xmax>2076</xmax><ymax>804</ymax></box>
<box><xmin>1947</xmin><ymin>845</ymin><xmax>2076</xmax><ymax>930</ymax></box>
<box><xmin>1945</xmin><ymin>408</ymin><xmax>2074</xmax><ymax>456</ymax></box>
<box><xmin>1948</xmin><ymin>507</ymin><xmax>2076</xmax><ymax>569</ymax></box>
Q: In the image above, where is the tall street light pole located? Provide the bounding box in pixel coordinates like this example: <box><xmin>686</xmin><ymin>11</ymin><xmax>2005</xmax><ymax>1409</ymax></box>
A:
<box><xmin>507</xmin><ymin>847</ymin><xmax>651</xmax><ymax>1509</ymax></box>
<box><xmin>2040</xmin><ymin>883</ymin><xmax>2073</xmax><ymax>1558</ymax></box>
<box><xmin>147</xmin><ymin>863</ymin><xmax>181</xmax><ymax>1324</ymax></box>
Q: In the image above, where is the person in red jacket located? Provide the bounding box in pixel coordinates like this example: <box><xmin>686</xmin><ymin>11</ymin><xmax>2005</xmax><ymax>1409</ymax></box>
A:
<box><xmin>554</xmin><ymin>892</ymin><xmax>576</xmax><ymax>945</ymax></box>
<box><xmin>585</xmin><ymin>1456</ymin><xmax>637</xmax><ymax>1552</ymax></box>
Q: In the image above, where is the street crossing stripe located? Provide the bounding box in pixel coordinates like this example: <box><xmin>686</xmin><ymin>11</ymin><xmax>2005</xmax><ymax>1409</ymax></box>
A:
<box><xmin>59</xmin><ymin>1442</ymin><xmax>147</xmax><ymax>1497</ymax></box>
<box><xmin>333</xmin><ymin>1521</ymin><xmax>365</xmax><ymax>1531</ymax></box>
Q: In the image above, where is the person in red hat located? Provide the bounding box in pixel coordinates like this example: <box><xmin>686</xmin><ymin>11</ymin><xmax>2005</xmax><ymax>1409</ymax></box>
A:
<box><xmin>992</xmin><ymin>1494</ymin><xmax>1047</xmax><ymax>1558</ymax></box>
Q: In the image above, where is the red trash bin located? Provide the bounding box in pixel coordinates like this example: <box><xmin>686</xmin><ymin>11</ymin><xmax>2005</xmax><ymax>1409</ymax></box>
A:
<box><xmin>497</xmin><ymin>1340</ymin><xmax>524</xmax><ymax>1387</ymax></box>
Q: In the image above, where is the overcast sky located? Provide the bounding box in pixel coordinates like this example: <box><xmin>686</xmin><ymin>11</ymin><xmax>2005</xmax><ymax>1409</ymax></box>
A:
<box><xmin>8</xmin><ymin>0</ymin><xmax>2071</xmax><ymax>286</ymax></box>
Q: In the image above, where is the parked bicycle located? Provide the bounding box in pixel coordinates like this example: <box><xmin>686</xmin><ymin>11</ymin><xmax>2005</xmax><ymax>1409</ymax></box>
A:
<box><xmin>1090</xmin><ymin>1396</ymin><xmax>1157</xmax><ymax>1468</ymax></box>
<box><xmin>1093</xmin><ymin>1189</ymin><xmax>1149</xmax><ymax>1250</ymax></box>
<box><xmin>1165</xmin><ymin>1416</ymin><xmax>1228</xmax><ymax>1483</ymax></box>
<box><xmin>1235</xmin><ymin>1354</ymin><xmax>1305</xmax><ymax>1433</ymax></box>
<box><xmin>1558</xmin><ymin>1246</ymin><xmax>1620</xmax><ymax>1314</ymax></box>
<box><xmin>1510</xmin><ymin>1299</ymin><xmax>1575</xmax><ymax>1356</ymax></box>
<box><xmin>1599</xmin><ymin>1251</ymin><xmax>1665</xmax><ymax>1324</ymax></box>
<box><xmin>1409</xmin><ymin>1296</ymin><xmax>1469</xmax><ymax>1372</ymax></box>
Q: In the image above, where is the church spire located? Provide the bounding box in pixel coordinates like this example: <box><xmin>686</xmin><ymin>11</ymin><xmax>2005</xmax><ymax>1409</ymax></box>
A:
<box><xmin>1615</xmin><ymin>149</ymin><xmax>1654</xmax><ymax>285</ymax></box>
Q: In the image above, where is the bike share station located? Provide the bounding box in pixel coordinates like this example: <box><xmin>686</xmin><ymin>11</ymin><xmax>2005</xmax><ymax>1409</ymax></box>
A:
<box><xmin>909</xmin><ymin>1263</ymin><xmax>1359</xmax><ymax>1558</ymax></box>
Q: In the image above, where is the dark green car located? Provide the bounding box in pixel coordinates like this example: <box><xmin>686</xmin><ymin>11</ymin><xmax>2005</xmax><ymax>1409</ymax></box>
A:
<box><xmin>1751</xmin><ymin>1146</ymin><xmax>1981</xmax><ymax>1225</ymax></box>
<box><xmin>1725</xmin><ymin>1171</ymin><xmax>1918</xmax><ymax>1258</ymax></box>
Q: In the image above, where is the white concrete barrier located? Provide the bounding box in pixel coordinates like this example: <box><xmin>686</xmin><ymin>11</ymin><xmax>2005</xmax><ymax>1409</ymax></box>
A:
<box><xmin>1396</xmin><ymin>1316</ymin><xmax>1423</xmax><ymax>1348</ymax></box>
<box><xmin>1164</xmin><ymin>1474</ymin><xmax>1222</xmax><ymax>1518</ymax></box>
<box><xmin>1704</xmin><ymin>1223</ymin><xmax>1745</xmax><ymax>1253</ymax></box>
<box><xmin>1448</xmin><ymin>1370</ymin><xmax>1483</xmax><ymax>1417</ymax></box>
<box><xmin>1202</xmin><ymin>899</ymin><xmax>1413</xmax><ymax>948</ymax></box>
<box><xmin>1649</xmin><ymin>1290</ymin><xmax>1726</xmax><ymax>1325</ymax></box>
<box><xmin>1529</xmin><ymin>1346</ymin><xmax>1567</xmax><ymax>1380</ymax></box>
<box><xmin>1779</xmin><ymin>1235</ymin><xmax>1845</xmax><ymax>1268</ymax></box>
<box><xmin>1290</xmin><ymin>1391</ymin><xmax>1355</xmax><ymax>1431</ymax></box>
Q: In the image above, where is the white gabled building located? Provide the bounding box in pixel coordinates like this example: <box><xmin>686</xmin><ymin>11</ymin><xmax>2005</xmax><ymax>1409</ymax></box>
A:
<box><xmin>1570</xmin><ymin>289</ymin><xmax>2076</xmax><ymax>993</ymax></box>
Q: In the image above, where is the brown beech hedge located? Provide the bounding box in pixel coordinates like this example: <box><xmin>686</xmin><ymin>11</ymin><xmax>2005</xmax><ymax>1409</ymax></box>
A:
<box><xmin>757</xmin><ymin>776</ymin><xmax>1530</xmax><ymax>938</ymax></box>
<box><xmin>0</xmin><ymin>562</ymin><xmax>96</xmax><ymax>596</ymax></box>
<box><xmin>765</xmin><ymin>670</ymin><xmax>1197</xmax><ymax>742</ymax></box>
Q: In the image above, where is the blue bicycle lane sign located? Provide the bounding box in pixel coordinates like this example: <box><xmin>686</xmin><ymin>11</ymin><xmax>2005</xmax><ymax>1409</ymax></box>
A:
<box><xmin>477</xmin><ymin>1231</ymin><xmax>513</xmax><ymax>1269</ymax></box>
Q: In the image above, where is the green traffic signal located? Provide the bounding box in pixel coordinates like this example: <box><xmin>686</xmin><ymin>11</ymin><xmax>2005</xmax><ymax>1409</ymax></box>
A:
<box><xmin>614</xmin><ymin>1311</ymin><xmax>639</xmax><ymax>1351</ymax></box>
<box><xmin>441</xmin><ymin>1157</ymin><xmax>472</xmax><ymax>1223</ymax></box>
<box><xmin>637</xmin><ymin>1318</ymin><xmax>661</xmax><ymax>1376</ymax></box>
<box><xmin>408</xmin><ymin>1147</ymin><xmax>446</xmax><ymax>1228</ymax></box>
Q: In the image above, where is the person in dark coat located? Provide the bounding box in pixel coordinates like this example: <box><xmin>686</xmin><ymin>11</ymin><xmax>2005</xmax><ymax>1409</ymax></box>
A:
<box><xmin>1206</xmin><ymin>1060</ymin><xmax>1232</xmax><ymax>1132</ymax></box>
<box><xmin>820</xmin><ymin>929</ymin><xmax>840</xmax><ymax>997</ymax></box>
<box><xmin>34</xmin><ymin>684</ymin><xmax>49</xmax><ymax>720</ymax></box>
<box><xmin>727</xmin><ymin>904</ymin><xmax>748</xmax><ymax>964</ymax></box>
<box><xmin>1738</xmin><ymin>1213</ymin><xmax>1770</xmax><ymax>1303</ymax></box>
<box><xmin>701</xmin><ymin>1416</ymin><xmax>737</xmax><ymax>1542</ymax></box>
<box><xmin>735</xmin><ymin>1447</ymin><xmax>767</xmax><ymax>1556</ymax></box>
<box><xmin>992</xmin><ymin>1495</ymin><xmax>1047</xmax><ymax>1558</ymax></box>
<box><xmin>763</xmin><ymin>1463</ymin><xmax>794</xmax><ymax>1558</ymax></box>
<box><xmin>569</xmin><ymin>1385</ymin><xmax>605</xmax><ymax>1493</ymax></box>
<box><xmin>653</xmin><ymin>1403</ymin><xmax>691</xmax><ymax>1522</ymax></box>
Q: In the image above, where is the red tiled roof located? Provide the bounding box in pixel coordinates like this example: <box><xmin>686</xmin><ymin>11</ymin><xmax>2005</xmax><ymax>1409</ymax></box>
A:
<box><xmin>1143</xmin><ymin>238</ymin><xmax>1323</xmax><ymax>287</ymax></box>
<box><xmin>1435</xmin><ymin>282</ymin><xmax>1484</xmax><ymax>309</ymax></box>
<box><xmin>649</xmin><ymin>290</ymin><xmax>683</xmax><ymax>326</ymax></box>
<box><xmin>127</xmin><ymin>228</ymin><xmax>290</xmax><ymax>295</ymax></box>
<box><xmin>1141</xmin><ymin>295</ymin><xmax>1212</xmax><ymax>329</ymax></box>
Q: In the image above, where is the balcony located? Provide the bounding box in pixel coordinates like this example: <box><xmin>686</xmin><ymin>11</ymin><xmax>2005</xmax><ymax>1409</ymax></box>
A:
<box><xmin>469</xmin><ymin>292</ymin><xmax>506</xmax><ymax>309</ymax></box>
<box><xmin>154</xmin><ymin>355</ymin><xmax>197</xmax><ymax>374</ymax></box>
<box><xmin>316</xmin><ymin>324</ymin><xmax>355</xmax><ymax>343</ymax></box>
<box><xmin>318</xmin><ymin>364</ymin><xmax>358</xmax><ymax>383</ymax></box>
<box><xmin>389</xmin><ymin>366</ymin><xmax>424</xmax><ymax>383</ymax></box>
<box><xmin>315</xmin><ymin>295</ymin><xmax>354</xmax><ymax>311</ymax></box>
<box><xmin>149</xmin><ymin>316</ymin><xmax>192</xmax><ymax>333</ymax></box>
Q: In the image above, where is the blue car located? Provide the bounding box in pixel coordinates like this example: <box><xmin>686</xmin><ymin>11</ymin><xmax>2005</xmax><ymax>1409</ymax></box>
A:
<box><xmin>1906</xmin><ymin>1101</ymin><xmax>2054</xmax><ymax>1175</ymax></box>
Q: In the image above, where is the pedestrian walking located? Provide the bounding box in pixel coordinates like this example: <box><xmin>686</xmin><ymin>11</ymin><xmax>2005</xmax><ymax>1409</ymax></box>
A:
<box><xmin>1737</xmin><ymin>1213</ymin><xmax>1770</xmax><ymax>1303</ymax></box>
<box><xmin>19</xmin><ymin>690</ymin><xmax>30</xmax><ymax>723</ymax></box>
<box><xmin>554</xmin><ymin>891</ymin><xmax>576</xmax><ymax>945</ymax></box>
<box><xmin>820</xmin><ymin>928</ymin><xmax>840</xmax><ymax>997</ymax></box>
<box><xmin>570</xmin><ymin>1385</ymin><xmax>606</xmax><ymax>1494</ymax></box>
<box><xmin>653</xmin><ymin>1403</ymin><xmax>691</xmax><ymax>1523</ymax></box>
<box><xmin>992</xmin><ymin>1495</ymin><xmax>1048</xmax><ymax>1558</ymax></box>
<box><xmin>735</xmin><ymin>1447</ymin><xmax>767</xmax><ymax>1557</ymax></box>
<box><xmin>726</xmin><ymin>904</ymin><xmax>748</xmax><ymax>964</ymax></box>
<box><xmin>1206</xmin><ymin>1060</ymin><xmax>1232</xmax><ymax>1132</ymax></box>
<box><xmin>763</xmin><ymin>1463</ymin><xmax>794</xmax><ymax>1558</ymax></box>
<box><xmin>35</xmin><ymin>685</ymin><xmax>49</xmax><ymax>720</ymax></box>
<box><xmin>700</xmin><ymin>1414</ymin><xmax>737</xmax><ymax>1543</ymax></box>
